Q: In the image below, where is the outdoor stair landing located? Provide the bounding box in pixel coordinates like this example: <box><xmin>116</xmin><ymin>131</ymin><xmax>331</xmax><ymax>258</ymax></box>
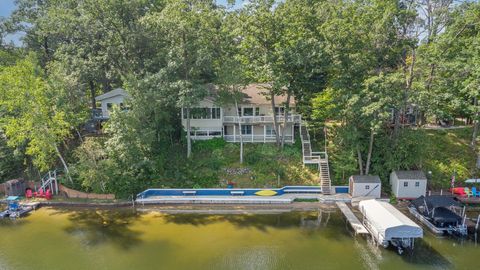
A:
<box><xmin>300</xmin><ymin>122</ymin><xmax>332</xmax><ymax>194</ymax></box>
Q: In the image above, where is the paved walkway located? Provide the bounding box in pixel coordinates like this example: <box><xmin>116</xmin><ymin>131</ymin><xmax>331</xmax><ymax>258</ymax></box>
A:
<box><xmin>136</xmin><ymin>193</ymin><xmax>352</xmax><ymax>205</ymax></box>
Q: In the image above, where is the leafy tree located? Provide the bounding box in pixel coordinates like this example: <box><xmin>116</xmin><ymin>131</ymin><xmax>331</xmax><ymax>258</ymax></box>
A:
<box><xmin>0</xmin><ymin>55</ymin><xmax>73</xmax><ymax>179</ymax></box>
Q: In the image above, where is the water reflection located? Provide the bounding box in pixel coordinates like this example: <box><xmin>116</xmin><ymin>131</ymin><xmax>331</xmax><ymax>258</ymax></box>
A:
<box><xmin>54</xmin><ymin>208</ymin><xmax>143</xmax><ymax>250</ymax></box>
<box><xmin>160</xmin><ymin>210</ymin><xmax>337</xmax><ymax>232</ymax></box>
<box><xmin>0</xmin><ymin>218</ymin><xmax>29</xmax><ymax>228</ymax></box>
<box><xmin>402</xmin><ymin>240</ymin><xmax>452</xmax><ymax>269</ymax></box>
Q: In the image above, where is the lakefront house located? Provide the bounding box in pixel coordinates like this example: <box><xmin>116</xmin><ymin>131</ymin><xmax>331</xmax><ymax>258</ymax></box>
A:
<box><xmin>181</xmin><ymin>84</ymin><xmax>301</xmax><ymax>143</ymax></box>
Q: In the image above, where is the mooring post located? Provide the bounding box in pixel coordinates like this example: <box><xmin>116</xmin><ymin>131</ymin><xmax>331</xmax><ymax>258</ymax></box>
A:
<box><xmin>428</xmin><ymin>190</ymin><xmax>431</xmax><ymax>196</ymax></box>
<box><xmin>476</xmin><ymin>214</ymin><xmax>480</xmax><ymax>231</ymax></box>
<box><xmin>440</xmin><ymin>189</ymin><xmax>443</xmax><ymax>196</ymax></box>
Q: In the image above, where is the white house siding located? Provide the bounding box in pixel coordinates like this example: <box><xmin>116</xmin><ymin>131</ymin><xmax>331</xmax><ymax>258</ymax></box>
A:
<box><xmin>100</xmin><ymin>95</ymin><xmax>126</xmax><ymax>118</ymax></box>
<box><xmin>223</xmin><ymin>123</ymin><xmax>294</xmax><ymax>143</ymax></box>
<box><xmin>351</xmin><ymin>183</ymin><xmax>381</xmax><ymax>198</ymax></box>
<box><xmin>181</xmin><ymin>100</ymin><xmax>223</xmax><ymax>133</ymax></box>
<box><xmin>390</xmin><ymin>172</ymin><xmax>427</xmax><ymax>199</ymax></box>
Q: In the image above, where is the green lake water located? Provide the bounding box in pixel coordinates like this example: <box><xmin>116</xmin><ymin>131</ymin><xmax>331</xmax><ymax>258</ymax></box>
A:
<box><xmin>0</xmin><ymin>207</ymin><xmax>478</xmax><ymax>270</ymax></box>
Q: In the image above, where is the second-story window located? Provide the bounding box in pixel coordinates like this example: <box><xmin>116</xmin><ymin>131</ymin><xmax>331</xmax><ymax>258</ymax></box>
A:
<box><xmin>243</xmin><ymin>107</ymin><xmax>254</xmax><ymax>116</ymax></box>
<box><xmin>275</xmin><ymin>106</ymin><xmax>285</xmax><ymax>115</ymax></box>
<box><xmin>212</xmin><ymin>108</ymin><xmax>221</xmax><ymax>119</ymax></box>
<box><xmin>185</xmin><ymin>107</ymin><xmax>220</xmax><ymax>119</ymax></box>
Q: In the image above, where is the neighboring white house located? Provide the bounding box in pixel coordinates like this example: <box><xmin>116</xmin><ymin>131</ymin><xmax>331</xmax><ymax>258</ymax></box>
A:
<box><xmin>95</xmin><ymin>88</ymin><xmax>129</xmax><ymax>119</ymax></box>
<box><xmin>349</xmin><ymin>175</ymin><xmax>382</xmax><ymax>198</ymax></box>
<box><xmin>181</xmin><ymin>84</ymin><xmax>301</xmax><ymax>143</ymax></box>
<box><xmin>390</xmin><ymin>170</ymin><xmax>427</xmax><ymax>199</ymax></box>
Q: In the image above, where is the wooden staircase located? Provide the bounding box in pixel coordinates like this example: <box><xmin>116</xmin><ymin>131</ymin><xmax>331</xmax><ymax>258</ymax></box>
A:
<box><xmin>299</xmin><ymin>121</ymin><xmax>332</xmax><ymax>195</ymax></box>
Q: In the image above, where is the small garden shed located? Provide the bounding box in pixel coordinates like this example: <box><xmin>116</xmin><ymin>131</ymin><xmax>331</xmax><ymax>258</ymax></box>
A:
<box><xmin>390</xmin><ymin>170</ymin><xmax>427</xmax><ymax>199</ymax></box>
<box><xmin>349</xmin><ymin>175</ymin><xmax>382</xmax><ymax>198</ymax></box>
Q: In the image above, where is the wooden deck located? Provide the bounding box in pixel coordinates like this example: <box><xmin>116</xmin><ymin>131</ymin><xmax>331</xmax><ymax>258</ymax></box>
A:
<box><xmin>336</xmin><ymin>202</ymin><xmax>369</xmax><ymax>234</ymax></box>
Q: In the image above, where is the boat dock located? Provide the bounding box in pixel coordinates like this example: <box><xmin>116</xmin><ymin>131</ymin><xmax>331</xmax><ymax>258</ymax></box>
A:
<box><xmin>336</xmin><ymin>202</ymin><xmax>368</xmax><ymax>234</ymax></box>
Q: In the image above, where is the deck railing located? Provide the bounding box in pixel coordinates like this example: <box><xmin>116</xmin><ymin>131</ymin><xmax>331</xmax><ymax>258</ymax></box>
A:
<box><xmin>224</xmin><ymin>134</ymin><xmax>294</xmax><ymax>143</ymax></box>
<box><xmin>223</xmin><ymin>114</ymin><xmax>301</xmax><ymax>124</ymax></box>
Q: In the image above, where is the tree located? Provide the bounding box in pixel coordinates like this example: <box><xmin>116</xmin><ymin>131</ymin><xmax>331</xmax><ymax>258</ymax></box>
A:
<box><xmin>0</xmin><ymin>55</ymin><xmax>73</xmax><ymax>180</ymax></box>
<box><xmin>142</xmin><ymin>0</ymin><xmax>222</xmax><ymax>158</ymax></box>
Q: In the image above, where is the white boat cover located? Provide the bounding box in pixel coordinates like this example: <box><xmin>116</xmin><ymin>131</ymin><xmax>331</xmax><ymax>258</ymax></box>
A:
<box><xmin>359</xmin><ymin>199</ymin><xmax>423</xmax><ymax>241</ymax></box>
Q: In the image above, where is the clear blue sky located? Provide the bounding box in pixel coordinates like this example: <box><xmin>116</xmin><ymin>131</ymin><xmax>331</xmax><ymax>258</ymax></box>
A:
<box><xmin>0</xmin><ymin>0</ymin><xmax>243</xmax><ymax>46</ymax></box>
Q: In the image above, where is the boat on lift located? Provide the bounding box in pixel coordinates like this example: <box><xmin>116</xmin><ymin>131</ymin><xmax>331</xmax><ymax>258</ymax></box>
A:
<box><xmin>409</xmin><ymin>195</ymin><xmax>467</xmax><ymax>236</ymax></box>
<box><xmin>359</xmin><ymin>199</ymin><xmax>423</xmax><ymax>254</ymax></box>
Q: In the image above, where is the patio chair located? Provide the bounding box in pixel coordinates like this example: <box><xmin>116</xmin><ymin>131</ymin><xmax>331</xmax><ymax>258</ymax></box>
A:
<box><xmin>25</xmin><ymin>189</ymin><xmax>33</xmax><ymax>199</ymax></box>
<box><xmin>473</xmin><ymin>187</ymin><xmax>480</xmax><ymax>197</ymax></box>
<box><xmin>34</xmin><ymin>188</ymin><xmax>45</xmax><ymax>198</ymax></box>
<box><xmin>464</xmin><ymin>187</ymin><xmax>473</xmax><ymax>197</ymax></box>
<box><xmin>45</xmin><ymin>189</ymin><xmax>52</xmax><ymax>200</ymax></box>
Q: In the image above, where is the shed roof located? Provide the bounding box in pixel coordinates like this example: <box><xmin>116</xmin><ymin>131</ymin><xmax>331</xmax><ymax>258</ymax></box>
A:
<box><xmin>95</xmin><ymin>88</ymin><xmax>129</xmax><ymax>101</ymax></box>
<box><xmin>351</xmin><ymin>175</ymin><xmax>381</xmax><ymax>183</ymax></box>
<box><xmin>392</xmin><ymin>170</ymin><xmax>427</xmax><ymax>180</ymax></box>
<box><xmin>359</xmin><ymin>199</ymin><xmax>423</xmax><ymax>240</ymax></box>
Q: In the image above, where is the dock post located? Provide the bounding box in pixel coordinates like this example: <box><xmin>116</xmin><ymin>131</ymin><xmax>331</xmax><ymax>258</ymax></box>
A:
<box><xmin>428</xmin><ymin>190</ymin><xmax>431</xmax><ymax>196</ymax></box>
<box><xmin>440</xmin><ymin>189</ymin><xmax>443</xmax><ymax>196</ymax></box>
<box><xmin>476</xmin><ymin>214</ymin><xmax>480</xmax><ymax>231</ymax></box>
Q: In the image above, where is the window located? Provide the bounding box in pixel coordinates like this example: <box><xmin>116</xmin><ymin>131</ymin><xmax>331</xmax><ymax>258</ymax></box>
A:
<box><xmin>184</xmin><ymin>107</ymin><xmax>220</xmax><ymax>119</ymax></box>
<box><xmin>255</xmin><ymin>107</ymin><xmax>260</xmax><ymax>116</ymax></box>
<box><xmin>404</xmin><ymin>182</ymin><xmax>409</xmax><ymax>187</ymax></box>
<box><xmin>266</xmin><ymin>125</ymin><xmax>276</xmax><ymax>136</ymax></box>
<box><xmin>237</xmin><ymin>107</ymin><xmax>242</xmax><ymax>117</ymax></box>
<box><xmin>107</xmin><ymin>103</ymin><xmax>113</xmax><ymax>110</ymax></box>
<box><xmin>365</xmin><ymin>185</ymin><xmax>370</xmax><ymax>190</ymax></box>
<box><xmin>212</xmin><ymin>108</ymin><xmax>221</xmax><ymax>119</ymax></box>
<box><xmin>415</xmin><ymin>181</ymin><xmax>420</xmax><ymax>187</ymax></box>
<box><xmin>243</xmin><ymin>107</ymin><xmax>254</xmax><ymax>116</ymax></box>
<box><xmin>275</xmin><ymin>106</ymin><xmax>285</xmax><ymax>115</ymax></box>
<box><xmin>241</xmin><ymin>125</ymin><xmax>252</xmax><ymax>135</ymax></box>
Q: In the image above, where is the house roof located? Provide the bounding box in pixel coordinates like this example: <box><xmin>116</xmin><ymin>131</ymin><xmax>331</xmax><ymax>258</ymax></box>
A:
<box><xmin>239</xmin><ymin>84</ymin><xmax>295</xmax><ymax>105</ymax></box>
<box><xmin>351</xmin><ymin>175</ymin><xmax>381</xmax><ymax>183</ymax></box>
<box><xmin>95</xmin><ymin>88</ymin><xmax>129</xmax><ymax>101</ymax></box>
<box><xmin>393</xmin><ymin>170</ymin><xmax>427</xmax><ymax>180</ymax></box>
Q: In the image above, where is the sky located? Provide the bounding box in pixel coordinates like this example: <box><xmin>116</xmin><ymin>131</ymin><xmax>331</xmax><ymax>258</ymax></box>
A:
<box><xmin>0</xmin><ymin>0</ymin><xmax>243</xmax><ymax>46</ymax></box>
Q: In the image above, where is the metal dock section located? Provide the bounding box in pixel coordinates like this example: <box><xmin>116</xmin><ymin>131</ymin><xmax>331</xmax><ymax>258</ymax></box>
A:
<box><xmin>336</xmin><ymin>202</ymin><xmax>369</xmax><ymax>234</ymax></box>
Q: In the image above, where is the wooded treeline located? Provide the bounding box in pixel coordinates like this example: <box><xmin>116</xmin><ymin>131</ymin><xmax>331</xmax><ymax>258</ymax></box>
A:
<box><xmin>0</xmin><ymin>0</ymin><xmax>479</xmax><ymax>196</ymax></box>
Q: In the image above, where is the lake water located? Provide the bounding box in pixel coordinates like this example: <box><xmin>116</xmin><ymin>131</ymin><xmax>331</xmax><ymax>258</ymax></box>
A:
<box><xmin>0</xmin><ymin>207</ymin><xmax>478</xmax><ymax>270</ymax></box>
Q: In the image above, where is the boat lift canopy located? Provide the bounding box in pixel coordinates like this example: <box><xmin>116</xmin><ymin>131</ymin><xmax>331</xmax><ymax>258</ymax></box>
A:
<box><xmin>359</xmin><ymin>199</ymin><xmax>423</xmax><ymax>241</ymax></box>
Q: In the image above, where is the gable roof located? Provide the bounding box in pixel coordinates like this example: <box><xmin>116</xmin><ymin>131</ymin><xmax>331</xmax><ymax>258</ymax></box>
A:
<box><xmin>239</xmin><ymin>84</ymin><xmax>295</xmax><ymax>105</ymax></box>
<box><xmin>392</xmin><ymin>170</ymin><xmax>427</xmax><ymax>180</ymax></box>
<box><xmin>350</xmin><ymin>175</ymin><xmax>381</xmax><ymax>183</ymax></box>
<box><xmin>95</xmin><ymin>88</ymin><xmax>129</xmax><ymax>101</ymax></box>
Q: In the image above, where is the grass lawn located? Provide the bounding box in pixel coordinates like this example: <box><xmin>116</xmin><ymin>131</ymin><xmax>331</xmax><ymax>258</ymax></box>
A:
<box><xmin>320</xmin><ymin>126</ymin><xmax>478</xmax><ymax>189</ymax></box>
<box><xmin>188</xmin><ymin>137</ymin><xmax>318</xmax><ymax>189</ymax></box>
<box><xmin>422</xmin><ymin>127</ymin><xmax>477</xmax><ymax>188</ymax></box>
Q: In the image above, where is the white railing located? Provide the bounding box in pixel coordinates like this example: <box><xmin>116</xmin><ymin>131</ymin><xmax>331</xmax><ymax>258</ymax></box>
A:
<box><xmin>224</xmin><ymin>134</ymin><xmax>294</xmax><ymax>143</ymax></box>
<box><xmin>303</xmin><ymin>152</ymin><xmax>328</xmax><ymax>163</ymax></box>
<box><xmin>223</xmin><ymin>114</ymin><xmax>301</xmax><ymax>124</ymax></box>
<box><xmin>189</xmin><ymin>129</ymin><xmax>223</xmax><ymax>140</ymax></box>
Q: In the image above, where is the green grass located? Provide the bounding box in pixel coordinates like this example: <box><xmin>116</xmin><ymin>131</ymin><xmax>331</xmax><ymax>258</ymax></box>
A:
<box><xmin>187</xmin><ymin>138</ymin><xmax>318</xmax><ymax>189</ymax></box>
<box><xmin>422</xmin><ymin>127</ymin><xmax>477</xmax><ymax>188</ymax></box>
<box><xmin>321</xmin><ymin>126</ymin><xmax>478</xmax><ymax>189</ymax></box>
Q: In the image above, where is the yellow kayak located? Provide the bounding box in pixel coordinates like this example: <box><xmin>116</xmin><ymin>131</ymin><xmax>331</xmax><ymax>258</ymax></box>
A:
<box><xmin>255</xmin><ymin>190</ymin><xmax>277</xmax><ymax>196</ymax></box>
